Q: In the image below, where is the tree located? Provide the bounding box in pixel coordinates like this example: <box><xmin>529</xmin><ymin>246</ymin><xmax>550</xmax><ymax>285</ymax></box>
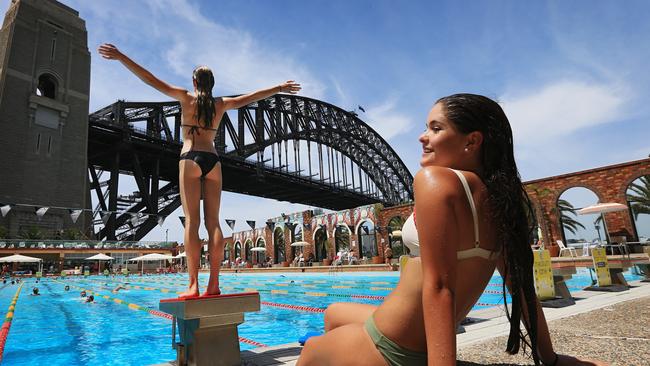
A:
<box><xmin>627</xmin><ymin>175</ymin><xmax>650</xmax><ymax>219</ymax></box>
<box><xmin>558</xmin><ymin>199</ymin><xmax>585</xmax><ymax>235</ymax></box>
<box><xmin>54</xmin><ymin>228</ymin><xmax>86</xmax><ymax>240</ymax></box>
<box><xmin>19</xmin><ymin>226</ymin><xmax>44</xmax><ymax>239</ymax></box>
<box><xmin>334</xmin><ymin>225</ymin><xmax>350</xmax><ymax>252</ymax></box>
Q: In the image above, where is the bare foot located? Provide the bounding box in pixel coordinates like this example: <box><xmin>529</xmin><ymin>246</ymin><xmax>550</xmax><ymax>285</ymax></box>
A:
<box><xmin>178</xmin><ymin>284</ymin><xmax>199</xmax><ymax>298</ymax></box>
<box><xmin>201</xmin><ymin>289</ymin><xmax>221</xmax><ymax>297</ymax></box>
<box><xmin>204</xmin><ymin>275</ymin><xmax>220</xmax><ymax>296</ymax></box>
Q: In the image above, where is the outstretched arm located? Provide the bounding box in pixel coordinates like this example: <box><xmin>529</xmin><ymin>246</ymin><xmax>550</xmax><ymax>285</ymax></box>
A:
<box><xmin>496</xmin><ymin>259</ymin><xmax>608</xmax><ymax>366</ymax></box>
<box><xmin>414</xmin><ymin>167</ymin><xmax>461</xmax><ymax>366</ymax></box>
<box><xmin>221</xmin><ymin>81</ymin><xmax>301</xmax><ymax>110</ymax></box>
<box><xmin>98</xmin><ymin>43</ymin><xmax>189</xmax><ymax>102</ymax></box>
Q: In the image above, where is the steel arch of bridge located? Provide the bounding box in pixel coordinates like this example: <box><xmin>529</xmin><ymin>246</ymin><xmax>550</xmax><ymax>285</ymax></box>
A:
<box><xmin>88</xmin><ymin>94</ymin><xmax>413</xmax><ymax>241</ymax></box>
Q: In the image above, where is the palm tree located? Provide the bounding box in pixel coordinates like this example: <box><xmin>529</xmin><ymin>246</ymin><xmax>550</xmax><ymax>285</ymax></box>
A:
<box><xmin>627</xmin><ymin>175</ymin><xmax>650</xmax><ymax>219</ymax></box>
<box><xmin>558</xmin><ymin>199</ymin><xmax>585</xmax><ymax>234</ymax></box>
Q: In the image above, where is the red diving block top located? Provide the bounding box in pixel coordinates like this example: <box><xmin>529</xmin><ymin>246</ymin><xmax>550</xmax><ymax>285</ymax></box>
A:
<box><xmin>159</xmin><ymin>292</ymin><xmax>261</xmax><ymax>320</ymax></box>
<box><xmin>160</xmin><ymin>292</ymin><xmax>259</xmax><ymax>303</ymax></box>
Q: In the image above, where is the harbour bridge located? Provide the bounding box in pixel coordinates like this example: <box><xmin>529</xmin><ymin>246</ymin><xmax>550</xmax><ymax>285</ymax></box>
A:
<box><xmin>88</xmin><ymin>94</ymin><xmax>414</xmax><ymax>241</ymax></box>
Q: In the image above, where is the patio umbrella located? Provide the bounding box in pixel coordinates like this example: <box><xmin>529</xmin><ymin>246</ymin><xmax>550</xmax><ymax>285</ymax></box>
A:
<box><xmin>0</xmin><ymin>254</ymin><xmax>43</xmax><ymax>273</ymax></box>
<box><xmin>290</xmin><ymin>241</ymin><xmax>310</xmax><ymax>255</ymax></box>
<box><xmin>174</xmin><ymin>252</ymin><xmax>186</xmax><ymax>269</ymax></box>
<box><xmin>129</xmin><ymin>253</ymin><xmax>174</xmax><ymax>274</ymax></box>
<box><xmin>250</xmin><ymin>247</ymin><xmax>267</xmax><ymax>264</ymax></box>
<box><xmin>85</xmin><ymin>253</ymin><xmax>114</xmax><ymax>274</ymax></box>
<box><xmin>577</xmin><ymin>203</ymin><xmax>628</xmax><ymax>215</ymax></box>
<box><xmin>577</xmin><ymin>202</ymin><xmax>628</xmax><ymax>243</ymax></box>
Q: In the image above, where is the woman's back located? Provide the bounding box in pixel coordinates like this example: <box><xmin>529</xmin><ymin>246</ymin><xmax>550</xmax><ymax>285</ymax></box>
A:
<box><xmin>372</xmin><ymin>169</ymin><xmax>500</xmax><ymax>352</ymax></box>
<box><xmin>179</xmin><ymin>96</ymin><xmax>223</xmax><ymax>154</ymax></box>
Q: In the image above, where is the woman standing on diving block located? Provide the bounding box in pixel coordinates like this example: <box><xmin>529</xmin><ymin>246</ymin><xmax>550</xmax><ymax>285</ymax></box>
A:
<box><xmin>98</xmin><ymin>44</ymin><xmax>301</xmax><ymax>297</ymax></box>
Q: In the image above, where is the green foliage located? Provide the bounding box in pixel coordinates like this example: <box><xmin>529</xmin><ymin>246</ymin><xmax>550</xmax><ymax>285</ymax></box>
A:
<box><xmin>334</xmin><ymin>225</ymin><xmax>350</xmax><ymax>251</ymax></box>
<box><xmin>558</xmin><ymin>199</ymin><xmax>586</xmax><ymax>235</ymax></box>
<box><xmin>627</xmin><ymin>175</ymin><xmax>650</xmax><ymax>220</ymax></box>
<box><xmin>59</xmin><ymin>228</ymin><xmax>85</xmax><ymax>240</ymax></box>
<box><xmin>19</xmin><ymin>226</ymin><xmax>44</xmax><ymax>239</ymax></box>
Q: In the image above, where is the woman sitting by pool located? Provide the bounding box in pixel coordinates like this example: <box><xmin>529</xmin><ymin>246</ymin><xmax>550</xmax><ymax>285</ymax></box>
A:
<box><xmin>297</xmin><ymin>94</ymin><xmax>605</xmax><ymax>366</ymax></box>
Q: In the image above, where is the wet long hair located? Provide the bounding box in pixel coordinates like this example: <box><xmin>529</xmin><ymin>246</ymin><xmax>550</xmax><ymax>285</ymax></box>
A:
<box><xmin>192</xmin><ymin>66</ymin><xmax>215</xmax><ymax>128</ymax></box>
<box><xmin>436</xmin><ymin>94</ymin><xmax>540</xmax><ymax>364</ymax></box>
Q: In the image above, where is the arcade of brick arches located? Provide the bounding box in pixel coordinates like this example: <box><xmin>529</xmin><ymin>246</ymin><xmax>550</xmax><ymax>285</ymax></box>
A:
<box><xmin>222</xmin><ymin>157</ymin><xmax>650</xmax><ymax>265</ymax></box>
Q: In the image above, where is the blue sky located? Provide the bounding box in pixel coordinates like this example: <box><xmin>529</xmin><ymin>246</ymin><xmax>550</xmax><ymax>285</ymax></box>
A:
<box><xmin>4</xmin><ymin>0</ymin><xmax>649</xmax><ymax>242</ymax></box>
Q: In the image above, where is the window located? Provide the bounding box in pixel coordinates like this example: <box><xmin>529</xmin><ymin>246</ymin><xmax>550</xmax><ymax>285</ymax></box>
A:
<box><xmin>36</xmin><ymin>74</ymin><xmax>57</xmax><ymax>99</ymax></box>
<box><xmin>50</xmin><ymin>38</ymin><xmax>56</xmax><ymax>61</ymax></box>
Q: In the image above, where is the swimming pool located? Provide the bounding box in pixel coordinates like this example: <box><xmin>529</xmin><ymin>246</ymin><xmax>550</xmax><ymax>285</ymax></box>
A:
<box><xmin>0</xmin><ymin>268</ymin><xmax>643</xmax><ymax>365</ymax></box>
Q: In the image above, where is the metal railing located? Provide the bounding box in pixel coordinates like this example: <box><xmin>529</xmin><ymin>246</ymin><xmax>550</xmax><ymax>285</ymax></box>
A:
<box><xmin>0</xmin><ymin>239</ymin><xmax>176</xmax><ymax>250</ymax></box>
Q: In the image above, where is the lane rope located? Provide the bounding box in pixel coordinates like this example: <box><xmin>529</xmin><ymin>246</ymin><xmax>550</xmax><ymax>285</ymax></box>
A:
<box><xmin>0</xmin><ymin>283</ymin><xmax>24</xmax><ymax>363</ymax></box>
<box><xmin>53</xmin><ymin>279</ymin><xmax>267</xmax><ymax>348</ymax></box>
<box><xmin>79</xmin><ymin>277</ymin><xmax>505</xmax><ymax>308</ymax></box>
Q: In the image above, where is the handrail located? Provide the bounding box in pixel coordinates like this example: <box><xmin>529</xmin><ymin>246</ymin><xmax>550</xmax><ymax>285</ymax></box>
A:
<box><xmin>0</xmin><ymin>239</ymin><xmax>177</xmax><ymax>250</ymax></box>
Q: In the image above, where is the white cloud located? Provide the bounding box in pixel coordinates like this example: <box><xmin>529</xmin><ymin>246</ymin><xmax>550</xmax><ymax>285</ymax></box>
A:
<box><xmin>501</xmin><ymin>80</ymin><xmax>626</xmax><ymax>145</ymax></box>
<box><xmin>143</xmin><ymin>0</ymin><xmax>325</xmax><ymax>98</ymax></box>
<box><xmin>364</xmin><ymin>98</ymin><xmax>414</xmax><ymax>141</ymax></box>
<box><xmin>70</xmin><ymin>0</ymin><xmax>325</xmax><ymax>110</ymax></box>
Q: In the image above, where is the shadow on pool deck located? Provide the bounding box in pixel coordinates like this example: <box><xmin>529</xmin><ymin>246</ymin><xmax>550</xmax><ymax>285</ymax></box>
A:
<box><xmin>241</xmin><ymin>344</ymin><xmax>302</xmax><ymax>366</ymax></box>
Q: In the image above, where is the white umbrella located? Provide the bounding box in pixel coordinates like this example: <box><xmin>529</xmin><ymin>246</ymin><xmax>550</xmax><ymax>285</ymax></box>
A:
<box><xmin>129</xmin><ymin>253</ymin><xmax>174</xmax><ymax>274</ymax></box>
<box><xmin>85</xmin><ymin>253</ymin><xmax>114</xmax><ymax>260</ymax></box>
<box><xmin>250</xmin><ymin>247</ymin><xmax>267</xmax><ymax>264</ymax></box>
<box><xmin>290</xmin><ymin>241</ymin><xmax>310</xmax><ymax>247</ymax></box>
<box><xmin>85</xmin><ymin>253</ymin><xmax>114</xmax><ymax>274</ymax></box>
<box><xmin>174</xmin><ymin>252</ymin><xmax>186</xmax><ymax>270</ymax></box>
<box><xmin>577</xmin><ymin>202</ymin><xmax>628</xmax><ymax>243</ymax></box>
<box><xmin>0</xmin><ymin>254</ymin><xmax>43</xmax><ymax>262</ymax></box>
<box><xmin>577</xmin><ymin>203</ymin><xmax>627</xmax><ymax>215</ymax></box>
<box><xmin>0</xmin><ymin>254</ymin><xmax>43</xmax><ymax>274</ymax></box>
<box><xmin>130</xmin><ymin>253</ymin><xmax>174</xmax><ymax>261</ymax></box>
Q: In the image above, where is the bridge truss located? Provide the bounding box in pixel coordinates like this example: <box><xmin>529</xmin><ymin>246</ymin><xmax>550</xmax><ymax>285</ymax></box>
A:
<box><xmin>87</xmin><ymin>94</ymin><xmax>413</xmax><ymax>240</ymax></box>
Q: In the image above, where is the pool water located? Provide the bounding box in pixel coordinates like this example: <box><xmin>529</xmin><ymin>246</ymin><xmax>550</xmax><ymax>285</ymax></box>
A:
<box><xmin>0</xmin><ymin>268</ymin><xmax>642</xmax><ymax>365</ymax></box>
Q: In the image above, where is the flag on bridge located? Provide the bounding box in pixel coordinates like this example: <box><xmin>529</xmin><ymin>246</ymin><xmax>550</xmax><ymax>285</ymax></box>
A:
<box><xmin>69</xmin><ymin>209</ymin><xmax>83</xmax><ymax>224</ymax></box>
<box><xmin>178</xmin><ymin>216</ymin><xmax>186</xmax><ymax>227</ymax></box>
<box><xmin>225</xmin><ymin>219</ymin><xmax>236</xmax><ymax>231</ymax></box>
<box><xmin>246</xmin><ymin>220</ymin><xmax>256</xmax><ymax>230</ymax></box>
<box><xmin>35</xmin><ymin>207</ymin><xmax>49</xmax><ymax>220</ymax></box>
<box><xmin>1</xmin><ymin>204</ymin><xmax>12</xmax><ymax>218</ymax></box>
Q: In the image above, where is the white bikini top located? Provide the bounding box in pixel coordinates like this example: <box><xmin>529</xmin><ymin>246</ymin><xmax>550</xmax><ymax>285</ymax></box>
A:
<box><xmin>401</xmin><ymin>169</ymin><xmax>500</xmax><ymax>260</ymax></box>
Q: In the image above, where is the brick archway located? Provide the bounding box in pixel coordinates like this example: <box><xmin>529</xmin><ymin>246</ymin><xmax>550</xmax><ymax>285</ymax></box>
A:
<box><xmin>525</xmin><ymin>158</ymin><xmax>650</xmax><ymax>245</ymax></box>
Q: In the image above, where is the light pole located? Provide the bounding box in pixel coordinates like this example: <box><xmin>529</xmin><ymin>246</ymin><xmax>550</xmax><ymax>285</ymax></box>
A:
<box><xmin>165</xmin><ymin>229</ymin><xmax>169</xmax><ymax>244</ymax></box>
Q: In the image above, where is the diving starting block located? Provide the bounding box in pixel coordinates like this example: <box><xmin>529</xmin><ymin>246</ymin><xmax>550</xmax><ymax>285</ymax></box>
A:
<box><xmin>159</xmin><ymin>292</ymin><xmax>261</xmax><ymax>366</ymax></box>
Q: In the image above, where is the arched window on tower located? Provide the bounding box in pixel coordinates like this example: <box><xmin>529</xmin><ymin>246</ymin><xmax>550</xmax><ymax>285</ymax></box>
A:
<box><xmin>36</xmin><ymin>74</ymin><xmax>57</xmax><ymax>99</ymax></box>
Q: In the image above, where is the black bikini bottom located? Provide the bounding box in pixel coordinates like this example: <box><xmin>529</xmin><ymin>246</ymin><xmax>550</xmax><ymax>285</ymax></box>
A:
<box><xmin>179</xmin><ymin>151</ymin><xmax>221</xmax><ymax>177</ymax></box>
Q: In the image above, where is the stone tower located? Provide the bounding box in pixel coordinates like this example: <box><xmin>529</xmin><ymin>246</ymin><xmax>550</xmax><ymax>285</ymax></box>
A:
<box><xmin>0</xmin><ymin>0</ymin><xmax>90</xmax><ymax>238</ymax></box>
